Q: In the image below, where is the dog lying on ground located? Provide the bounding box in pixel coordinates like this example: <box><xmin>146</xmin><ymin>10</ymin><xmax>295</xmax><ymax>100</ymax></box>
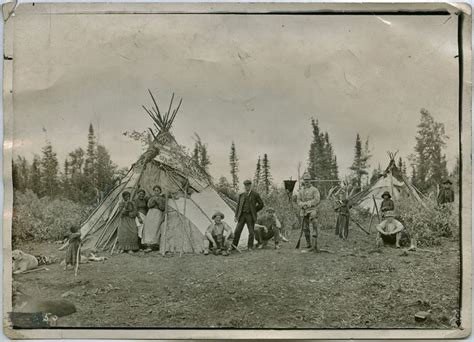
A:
<box><xmin>12</xmin><ymin>250</ymin><xmax>39</xmax><ymax>274</ymax></box>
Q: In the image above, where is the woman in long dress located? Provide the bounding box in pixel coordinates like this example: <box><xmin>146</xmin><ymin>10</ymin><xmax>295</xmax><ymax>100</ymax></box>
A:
<box><xmin>142</xmin><ymin>185</ymin><xmax>166</xmax><ymax>252</ymax></box>
<box><xmin>134</xmin><ymin>189</ymin><xmax>148</xmax><ymax>247</ymax></box>
<box><xmin>117</xmin><ymin>191</ymin><xmax>140</xmax><ymax>254</ymax></box>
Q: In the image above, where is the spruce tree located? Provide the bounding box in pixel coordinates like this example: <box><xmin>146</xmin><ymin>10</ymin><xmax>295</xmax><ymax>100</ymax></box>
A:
<box><xmin>84</xmin><ymin>123</ymin><xmax>97</xmax><ymax>179</ymax></box>
<box><xmin>12</xmin><ymin>156</ymin><xmax>30</xmax><ymax>192</ymax></box>
<box><xmin>229</xmin><ymin>141</ymin><xmax>239</xmax><ymax>192</ymax></box>
<box><xmin>96</xmin><ymin>144</ymin><xmax>117</xmax><ymax>197</ymax></box>
<box><xmin>254</xmin><ymin>156</ymin><xmax>262</xmax><ymax>186</ymax></box>
<box><xmin>349</xmin><ymin>133</ymin><xmax>369</xmax><ymax>190</ymax></box>
<box><xmin>261</xmin><ymin>153</ymin><xmax>272</xmax><ymax>194</ymax></box>
<box><xmin>411</xmin><ymin>108</ymin><xmax>449</xmax><ymax>192</ymax></box>
<box><xmin>40</xmin><ymin>141</ymin><xmax>59</xmax><ymax>197</ymax></box>
<box><xmin>199</xmin><ymin>145</ymin><xmax>211</xmax><ymax>173</ymax></box>
<box><xmin>29</xmin><ymin>154</ymin><xmax>42</xmax><ymax>195</ymax></box>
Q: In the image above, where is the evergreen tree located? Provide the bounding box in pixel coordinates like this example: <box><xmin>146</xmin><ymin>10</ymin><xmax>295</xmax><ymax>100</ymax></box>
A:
<box><xmin>410</xmin><ymin>108</ymin><xmax>449</xmax><ymax>192</ymax></box>
<box><xmin>12</xmin><ymin>156</ymin><xmax>30</xmax><ymax>192</ymax></box>
<box><xmin>84</xmin><ymin>123</ymin><xmax>97</xmax><ymax>179</ymax></box>
<box><xmin>96</xmin><ymin>144</ymin><xmax>117</xmax><ymax>198</ymax></box>
<box><xmin>398</xmin><ymin>157</ymin><xmax>403</xmax><ymax>171</ymax></box>
<box><xmin>192</xmin><ymin>134</ymin><xmax>211</xmax><ymax>175</ymax></box>
<box><xmin>349</xmin><ymin>133</ymin><xmax>370</xmax><ymax>190</ymax></box>
<box><xmin>216</xmin><ymin>176</ymin><xmax>237</xmax><ymax>201</ymax></box>
<box><xmin>254</xmin><ymin>156</ymin><xmax>262</xmax><ymax>186</ymax></box>
<box><xmin>40</xmin><ymin>141</ymin><xmax>59</xmax><ymax>197</ymax></box>
<box><xmin>199</xmin><ymin>145</ymin><xmax>211</xmax><ymax>173</ymax></box>
<box><xmin>261</xmin><ymin>153</ymin><xmax>272</xmax><ymax>194</ymax></box>
<box><xmin>29</xmin><ymin>154</ymin><xmax>42</xmax><ymax>195</ymax></box>
<box><xmin>229</xmin><ymin>141</ymin><xmax>239</xmax><ymax>192</ymax></box>
<box><xmin>307</xmin><ymin>118</ymin><xmax>339</xmax><ymax>196</ymax></box>
<box><xmin>332</xmin><ymin>156</ymin><xmax>339</xmax><ymax>181</ymax></box>
<box><xmin>192</xmin><ymin>144</ymin><xmax>200</xmax><ymax>164</ymax></box>
<box><xmin>308</xmin><ymin>119</ymin><xmax>323</xmax><ymax>180</ymax></box>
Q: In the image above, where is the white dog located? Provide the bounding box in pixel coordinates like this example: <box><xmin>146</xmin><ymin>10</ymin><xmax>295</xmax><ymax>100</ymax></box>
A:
<box><xmin>12</xmin><ymin>250</ymin><xmax>39</xmax><ymax>274</ymax></box>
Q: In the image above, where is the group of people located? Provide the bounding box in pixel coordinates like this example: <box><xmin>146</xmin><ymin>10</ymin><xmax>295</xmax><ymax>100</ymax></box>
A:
<box><xmin>60</xmin><ymin>172</ymin><xmax>456</xmax><ymax>267</ymax></box>
<box><xmin>101</xmin><ymin>173</ymin><xmax>458</xmax><ymax>257</ymax></box>
<box><xmin>116</xmin><ymin>186</ymin><xmax>167</xmax><ymax>254</ymax></box>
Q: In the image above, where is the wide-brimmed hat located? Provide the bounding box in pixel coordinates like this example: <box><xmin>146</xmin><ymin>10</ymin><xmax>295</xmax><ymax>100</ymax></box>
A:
<box><xmin>443</xmin><ymin>179</ymin><xmax>453</xmax><ymax>185</ymax></box>
<box><xmin>381</xmin><ymin>191</ymin><xmax>391</xmax><ymax>199</ymax></box>
<box><xmin>212</xmin><ymin>211</ymin><xmax>225</xmax><ymax>220</ymax></box>
<box><xmin>384</xmin><ymin>211</ymin><xmax>395</xmax><ymax>218</ymax></box>
<box><xmin>302</xmin><ymin>172</ymin><xmax>312</xmax><ymax>181</ymax></box>
<box><xmin>243</xmin><ymin>180</ymin><xmax>252</xmax><ymax>185</ymax></box>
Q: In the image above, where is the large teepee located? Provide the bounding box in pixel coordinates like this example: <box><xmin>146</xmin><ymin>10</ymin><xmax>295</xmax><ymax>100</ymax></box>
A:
<box><xmin>80</xmin><ymin>91</ymin><xmax>247</xmax><ymax>253</ymax></box>
<box><xmin>350</xmin><ymin>152</ymin><xmax>425</xmax><ymax>212</ymax></box>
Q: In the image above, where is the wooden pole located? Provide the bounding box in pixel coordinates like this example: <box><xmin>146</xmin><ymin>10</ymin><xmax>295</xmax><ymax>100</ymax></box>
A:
<box><xmin>372</xmin><ymin>195</ymin><xmax>381</xmax><ymax>222</ymax></box>
<box><xmin>350</xmin><ymin>217</ymin><xmax>370</xmax><ymax>235</ymax></box>
<box><xmin>170</xmin><ymin>197</ymin><xmax>195</xmax><ymax>254</ymax></box>
<box><xmin>74</xmin><ymin>243</ymin><xmax>82</xmax><ymax>277</ymax></box>
<box><xmin>368</xmin><ymin>206</ymin><xmax>375</xmax><ymax>233</ymax></box>
<box><xmin>160</xmin><ymin>195</ymin><xmax>168</xmax><ymax>257</ymax></box>
<box><xmin>110</xmin><ymin>236</ymin><xmax>118</xmax><ymax>255</ymax></box>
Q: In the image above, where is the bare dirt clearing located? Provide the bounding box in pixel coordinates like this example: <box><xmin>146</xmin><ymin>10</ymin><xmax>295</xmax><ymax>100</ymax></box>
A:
<box><xmin>13</xmin><ymin>227</ymin><xmax>460</xmax><ymax>329</ymax></box>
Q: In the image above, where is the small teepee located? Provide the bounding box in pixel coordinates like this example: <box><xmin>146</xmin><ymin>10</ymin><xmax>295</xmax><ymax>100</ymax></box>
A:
<box><xmin>350</xmin><ymin>152</ymin><xmax>425</xmax><ymax>212</ymax></box>
<box><xmin>80</xmin><ymin>90</ymin><xmax>247</xmax><ymax>253</ymax></box>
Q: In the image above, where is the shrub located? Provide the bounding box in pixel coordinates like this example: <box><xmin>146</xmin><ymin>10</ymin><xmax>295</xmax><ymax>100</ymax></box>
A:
<box><xmin>260</xmin><ymin>188</ymin><xmax>300</xmax><ymax>230</ymax></box>
<box><xmin>397</xmin><ymin>198</ymin><xmax>459</xmax><ymax>247</ymax></box>
<box><xmin>260</xmin><ymin>188</ymin><xmax>339</xmax><ymax>231</ymax></box>
<box><xmin>12</xmin><ymin>189</ymin><xmax>93</xmax><ymax>244</ymax></box>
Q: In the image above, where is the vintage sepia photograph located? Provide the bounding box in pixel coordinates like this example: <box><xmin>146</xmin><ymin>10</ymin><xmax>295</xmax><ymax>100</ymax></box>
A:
<box><xmin>2</xmin><ymin>2</ymin><xmax>471</xmax><ymax>339</ymax></box>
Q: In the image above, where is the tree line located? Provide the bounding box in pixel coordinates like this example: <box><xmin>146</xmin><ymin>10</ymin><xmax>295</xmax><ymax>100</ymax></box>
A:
<box><xmin>13</xmin><ymin>108</ymin><xmax>457</xmax><ymax>206</ymax></box>
<box><xmin>216</xmin><ymin>108</ymin><xmax>455</xmax><ymax>200</ymax></box>
<box><xmin>12</xmin><ymin>124</ymin><xmax>124</xmax><ymax>204</ymax></box>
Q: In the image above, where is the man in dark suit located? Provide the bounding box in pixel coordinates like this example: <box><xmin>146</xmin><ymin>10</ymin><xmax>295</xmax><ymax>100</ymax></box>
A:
<box><xmin>232</xmin><ymin>180</ymin><xmax>264</xmax><ymax>250</ymax></box>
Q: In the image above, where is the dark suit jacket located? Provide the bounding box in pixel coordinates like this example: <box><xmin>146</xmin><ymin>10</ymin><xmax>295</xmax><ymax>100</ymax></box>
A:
<box><xmin>235</xmin><ymin>190</ymin><xmax>264</xmax><ymax>222</ymax></box>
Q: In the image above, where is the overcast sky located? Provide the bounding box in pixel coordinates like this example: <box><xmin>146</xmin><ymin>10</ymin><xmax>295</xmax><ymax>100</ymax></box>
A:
<box><xmin>12</xmin><ymin>13</ymin><xmax>459</xmax><ymax>184</ymax></box>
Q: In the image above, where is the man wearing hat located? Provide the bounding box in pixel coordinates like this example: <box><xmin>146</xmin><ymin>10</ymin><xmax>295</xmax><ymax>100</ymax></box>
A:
<box><xmin>232</xmin><ymin>180</ymin><xmax>264</xmax><ymax>250</ymax></box>
<box><xmin>254</xmin><ymin>207</ymin><xmax>281</xmax><ymax>249</ymax></box>
<box><xmin>203</xmin><ymin>211</ymin><xmax>233</xmax><ymax>256</ymax></box>
<box><xmin>375</xmin><ymin>211</ymin><xmax>407</xmax><ymax>249</ymax></box>
<box><xmin>297</xmin><ymin>172</ymin><xmax>321</xmax><ymax>252</ymax></box>
<box><xmin>380</xmin><ymin>191</ymin><xmax>395</xmax><ymax>218</ymax></box>
<box><xmin>437</xmin><ymin>179</ymin><xmax>455</xmax><ymax>206</ymax></box>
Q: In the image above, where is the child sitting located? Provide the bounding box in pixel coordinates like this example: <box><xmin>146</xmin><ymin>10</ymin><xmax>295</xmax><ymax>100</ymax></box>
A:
<box><xmin>203</xmin><ymin>211</ymin><xmax>233</xmax><ymax>256</ymax></box>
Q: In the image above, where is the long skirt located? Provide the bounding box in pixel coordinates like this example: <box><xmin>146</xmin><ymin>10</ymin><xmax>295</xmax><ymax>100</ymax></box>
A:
<box><xmin>142</xmin><ymin>208</ymin><xmax>163</xmax><ymax>245</ymax></box>
<box><xmin>65</xmin><ymin>241</ymin><xmax>80</xmax><ymax>265</ymax></box>
<box><xmin>117</xmin><ymin>216</ymin><xmax>139</xmax><ymax>251</ymax></box>
<box><xmin>335</xmin><ymin>214</ymin><xmax>349</xmax><ymax>239</ymax></box>
<box><xmin>135</xmin><ymin>212</ymin><xmax>147</xmax><ymax>239</ymax></box>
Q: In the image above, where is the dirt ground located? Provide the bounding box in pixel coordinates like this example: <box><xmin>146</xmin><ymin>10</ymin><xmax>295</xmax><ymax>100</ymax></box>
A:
<box><xmin>13</xmin><ymin>226</ymin><xmax>461</xmax><ymax>329</ymax></box>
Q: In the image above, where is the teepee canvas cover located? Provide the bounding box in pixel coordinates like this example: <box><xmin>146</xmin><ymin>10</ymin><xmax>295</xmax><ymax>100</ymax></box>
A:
<box><xmin>350</xmin><ymin>155</ymin><xmax>424</xmax><ymax>212</ymax></box>
<box><xmin>80</xmin><ymin>92</ymin><xmax>247</xmax><ymax>253</ymax></box>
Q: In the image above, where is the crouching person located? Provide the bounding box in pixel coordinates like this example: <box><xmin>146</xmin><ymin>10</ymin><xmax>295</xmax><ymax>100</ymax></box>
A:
<box><xmin>375</xmin><ymin>211</ymin><xmax>411</xmax><ymax>249</ymax></box>
<box><xmin>203</xmin><ymin>211</ymin><xmax>234</xmax><ymax>256</ymax></box>
<box><xmin>255</xmin><ymin>207</ymin><xmax>281</xmax><ymax>250</ymax></box>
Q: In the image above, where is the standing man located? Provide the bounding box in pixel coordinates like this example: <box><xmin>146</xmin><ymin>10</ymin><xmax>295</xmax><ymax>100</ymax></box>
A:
<box><xmin>437</xmin><ymin>179</ymin><xmax>455</xmax><ymax>206</ymax></box>
<box><xmin>233</xmin><ymin>180</ymin><xmax>264</xmax><ymax>251</ymax></box>
<box><xmin>297</xmin><ymin>172</ymin><xmax>321</xmax><ymax>252</ymax></box>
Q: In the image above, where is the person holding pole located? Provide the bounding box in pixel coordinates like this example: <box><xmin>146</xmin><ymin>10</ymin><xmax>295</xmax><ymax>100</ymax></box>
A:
<box><xmin>297</xmin><ymin>172</ymin><xmax>321</xmax><ymax>252</ymax></box>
